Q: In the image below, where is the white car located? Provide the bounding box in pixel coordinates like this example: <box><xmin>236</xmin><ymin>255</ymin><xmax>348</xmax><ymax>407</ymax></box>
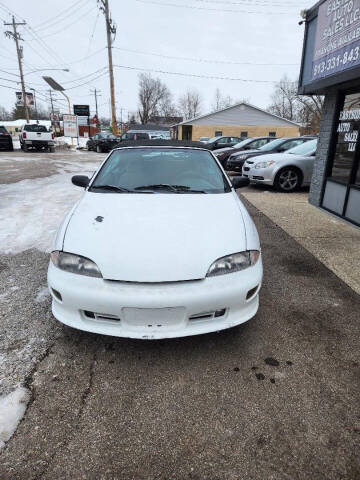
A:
<box><xmin>48</xmin><ymin>146</ymin><xmax>263</xmax><ymax>339</ymax></box>
<box><xmin>242</xmin><ymin>139</ymin><xmax>318</xmax><ymax>192</ymax></box>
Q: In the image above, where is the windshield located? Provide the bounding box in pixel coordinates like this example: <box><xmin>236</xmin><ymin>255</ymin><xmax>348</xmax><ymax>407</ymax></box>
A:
<box><xmin>207</xmin><ymin>136</ymin><xmax>221</xmax><ymax>143</ymax></box>
<box><xmin>90</xmin><ymin>148</ymin><xmax>231</xmax><ymax>194</ymax></box>
<box><xmin>233</xmin><ymin>138</ymin><xmax>253</xmax><ymax>149</ymax></box>
<box><xmin>24</xmin><ymin>124</ymin><xmax>47</xmax><ymax>132</ymax></box>
<box><xmin>258</xmin><ymin>138</ymin><xmax>287</xmax><ymax>151</ymax></box>
<box><xmin>287</xmin><ymin>139</ymin><xmax>317</xmax><ymax>155</ymax></box>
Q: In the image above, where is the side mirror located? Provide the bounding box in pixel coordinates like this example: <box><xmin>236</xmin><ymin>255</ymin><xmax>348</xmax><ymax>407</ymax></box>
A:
<box><xmin>232</xmin><ymin>176</ymin><xmax>250</xmax><ymax>189</ymax></box>
<box><xmin>72</xmin><ymin>175</ymin><xmax>90</xmax><ymax>188</ymax></box>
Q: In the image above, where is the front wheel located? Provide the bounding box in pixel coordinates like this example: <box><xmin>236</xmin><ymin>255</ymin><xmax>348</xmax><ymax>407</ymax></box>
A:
<box><xmin>49</xmin><ymin>146</ymin><xmax>55</xmax><ymax>153</ymax></box>
<box><xmin>274</xmin><ymin>168</ymin><xmax>302</xmax><ymax>192</ymax></box>
<box><xmin>96</xmin><ymin>145</ymin><xmax>102</xmax><ymax>153</ymax></box>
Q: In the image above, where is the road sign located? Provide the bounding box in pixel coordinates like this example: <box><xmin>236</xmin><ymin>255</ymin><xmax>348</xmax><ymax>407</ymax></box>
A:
<box><xmin>63</xmin><ymin>114</ymin><xmax>78</xmax><ymax>137</ymax></box>
<box><xmin>74</xmin><ymin>105</ymin><xmax>90</xmax><ymax>116</ymax></box>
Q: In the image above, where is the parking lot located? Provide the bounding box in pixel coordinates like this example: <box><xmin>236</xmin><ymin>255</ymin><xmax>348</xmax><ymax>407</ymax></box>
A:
<box><xmin>0</xmin><ymin>149</ymin><xmax>359</xmax><ymax>480</ymax></box>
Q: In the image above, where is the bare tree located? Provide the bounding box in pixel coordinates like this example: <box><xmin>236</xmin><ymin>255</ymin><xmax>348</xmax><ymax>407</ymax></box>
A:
<box><xmin>267</xmin><ymin>75</ymin><xmax>299</xmax><ymax>121</ymax></box>
<box><xmin>178</xmin><ymin>89</ymin><xmax>202</xmax><ymax>120</ymax></box>
<box><xmin>138</xmin><ymin>73</ymin><xmax>172</xmax><ymax>124</ymax></box>
<box><xmin>212</xmin><ymin>88</ymin><xmax>234</xmax><ymax>111</ymax></box>
<box><xmin>267</xmin><ymin>75</ymin><xmax>324</xmax><ymax>133</ymax></box>
<box><xmin>0</xmin><ymin>105</ymin><xmax>11</xmax><ymax>121</ymax></box>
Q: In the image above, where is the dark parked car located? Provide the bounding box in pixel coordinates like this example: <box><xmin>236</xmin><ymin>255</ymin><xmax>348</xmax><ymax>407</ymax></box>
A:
<box><xmin>87</xmin><ymin>132</ymin><xmax>121</xmax><ymax>153</ymax></box>
<box><xmin>226</xmin><ymin>137</ymin><xmax>316</xmax><ymax>172</ymax></box>
<box><xmin>0</xmin><ymin>126</ymin><xmax>14</xmax><ymax>151</ymax></box>
<box><xmin>214</xmin><ymin>137</ymin><xmax>274</xmax><ymax>168</ymax></box>
<box><xmin>205</xmin><ymin>136</ymin><xmax>242</xmax><ymax>151</ymax></box>
<box><xmin>121</xmin><ymin>132</ymin><xmax>151</xmax><ymax>141</ymax></box>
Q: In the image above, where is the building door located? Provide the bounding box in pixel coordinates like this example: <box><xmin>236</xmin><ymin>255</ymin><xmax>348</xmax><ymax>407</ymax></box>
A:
<box><xmin>182</xmin><ymin>125</ymin><xmax>192</xmax><ymax>140</ymax></box>
<box><xmin>321</xmin><ymin>91</ymin><xmax>360</xmax><ymax>227</ymax></box>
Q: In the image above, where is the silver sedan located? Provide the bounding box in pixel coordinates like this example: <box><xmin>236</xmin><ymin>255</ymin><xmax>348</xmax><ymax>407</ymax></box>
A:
<box><xmin>242</xmin><ymin>139</ymin><xmax>318</xmax><ymax>192</ymax></box>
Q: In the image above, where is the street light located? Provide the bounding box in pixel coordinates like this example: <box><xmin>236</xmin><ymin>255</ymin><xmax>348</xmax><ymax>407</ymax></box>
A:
<box><xmin>42</xmin><ymin>76</ymin><xmax>74</xmax><ymax>146</ymax></box>
<box><xmin>42</xmin><ymin>76</ymin><xmax>71</xmax><ymax>114</ymax></box>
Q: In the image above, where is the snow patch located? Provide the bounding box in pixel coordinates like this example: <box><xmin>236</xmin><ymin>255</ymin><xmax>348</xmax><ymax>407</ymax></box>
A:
<box><xmin>0</xmin><ymin>386</ymin><xmax>31</xmax><ymax>449</ymax></box>
<box><xmin>0</xmin><ymin>161</ymin><xmax>100</xmax><ymax>254</ymax></box>
<box><xmin>35</xmin><ymin>286</ymin><xmax>50</xmax><ymax>303</ymax></box>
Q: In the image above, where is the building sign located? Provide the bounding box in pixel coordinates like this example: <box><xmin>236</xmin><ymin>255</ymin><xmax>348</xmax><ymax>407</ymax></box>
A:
<box><xmin>329</xmin><ymin>93</ymin><xmax>360</xmax><ymax>182</ymax></box>
<box><xmin>312</xmin><ymin>0</ymin><xmax>360</xmax><ymax>81</ymax></box>
<box><xmin>63</xmin><ymin>114</ymin><xmax>78</xmax><ymax>137</ymax></box>
<box><xmin>15</xmin><ymin>91</ymin><xmax>34</xmax><ymax>106</ymax></box>
<box><xmin>73</xmin><ymin>105</ymin><xmax>90</xmax><ymax>116</ymax></box>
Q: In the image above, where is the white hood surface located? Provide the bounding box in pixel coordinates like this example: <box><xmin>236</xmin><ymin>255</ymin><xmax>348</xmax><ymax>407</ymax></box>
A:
<box><xmin>63</xmin><ymin>192</ymin><xmax>247</xmax><ymax>282</ymax></box>
<box><xmin>250</xmin><ymin>153</ymin><xmax>307</xmax><ymax>163</ymax></box>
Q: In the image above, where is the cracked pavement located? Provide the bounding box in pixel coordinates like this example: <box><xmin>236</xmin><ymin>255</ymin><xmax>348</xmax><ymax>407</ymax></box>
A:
<box><xmin>0</xmin><ymin>151</ymin><xmax>359</xmax><ymax>479</ymax></box>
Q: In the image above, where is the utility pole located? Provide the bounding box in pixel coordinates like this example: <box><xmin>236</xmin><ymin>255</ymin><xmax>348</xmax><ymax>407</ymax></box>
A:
<box><xmin>98</xmin><ymin>0</ymin><xmax>117</xmax><ymax>134</ymax></box>
<box><xmin>4</xmin><ymin>17</ymin><xmax>29</xmax><ymax>122</ymax></box>
<box><xmin>49</xmin><ymin>90</ymin><xmax>57</xmax><ymax>136</ymax></box>
<box><xmin>91</xmin><ymin>88</ymin><xmax>101</xmax><ymax>118</ymax></box>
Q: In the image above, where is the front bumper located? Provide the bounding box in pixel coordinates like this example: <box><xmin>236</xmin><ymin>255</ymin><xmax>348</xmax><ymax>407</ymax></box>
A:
<box><xmin>242</xmin><ymin>165</ymin><xmax>275</xmax><ymax>185</ymax></box>
<box><xmin>226</xmin><ymin>158</ymin><xmax>246</xmax><ymax>171</ymax></box>
<box><xmin>47</xmin><ymin>259</ymin><xmax>263</xmax><ymax>339</ymax></box>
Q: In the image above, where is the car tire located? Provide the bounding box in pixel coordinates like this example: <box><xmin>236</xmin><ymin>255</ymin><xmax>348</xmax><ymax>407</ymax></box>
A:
<box><xmin>96</xmin><ymin>145</ymin><xmax>102</xmax><ymax>153</ymax></box>
<box><xmin>274</xmin><ymin>167</ymin><xmax>302</xmax><ymax>192</ymax></box>
<box><xmin>23</xmin><ymin>144</ymin><xmax>28</xmax><ymax>152</ymax></box>
<box><xmin>49</xmin><ymin>146</ymin><xmax>55</xmax><ymax>153</ymax></box>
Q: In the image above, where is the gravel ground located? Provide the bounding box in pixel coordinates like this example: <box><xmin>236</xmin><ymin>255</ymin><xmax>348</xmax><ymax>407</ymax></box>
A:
<box><xmin>0</xmin><ymin>150</ymin><xmax>359</xmax><ymax>479</ymax></box>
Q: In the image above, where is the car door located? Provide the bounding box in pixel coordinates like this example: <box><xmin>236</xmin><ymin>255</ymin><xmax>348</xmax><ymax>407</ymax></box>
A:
<box><xmin>301</xmin><ymin>153</ymin><xmax>316</xmax><ymax>183</ymax></box>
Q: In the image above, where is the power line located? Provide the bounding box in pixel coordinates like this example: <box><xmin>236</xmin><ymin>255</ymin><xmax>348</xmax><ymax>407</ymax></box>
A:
<box><xmin>134</xmin><ymin>0</ymin><xmax>299</xmax><ymax>14</ymax></box>
<box><xmin>113</xmin><ymin>63</ymin><xmax>279</xmax><ymax>83</ymax></box>
<box><xmin>193</xmin><ymin>0</ymin><xmax>301</xmax><ymax>7</ymax></box>
<box><xmin>33</xmin><ymin>0</ymin><xmax>90</xmax><ymax>31</ymax></box>
<box><xmin>113</xmin><ymin>46</ymin><xmax>299</xmax><ymax>66</ymax></box>
<box><xmin>27</xmin><ymin>5</ymin><xmax>98</xmax><ymax>41</ymax></box>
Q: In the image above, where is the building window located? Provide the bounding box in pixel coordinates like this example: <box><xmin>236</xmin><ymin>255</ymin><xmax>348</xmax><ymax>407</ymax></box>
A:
<box><xmin>215</xmin><ymin>131</ymin><xmax>222</xmax><ymax>137</ymax></box>
<box><xmin>269</xmin><ymin>132</ymin><xmax>276</xmax><ymax>137</ymax></box>
<box><xmin>241</xmin><ymin>131</ymin><xmax>248</xmax><ymax>138</ymax></box>
<box><xmin>322</xmin><ymin>91</ymin><xmax>360</xmax><ymax>226</ymax></box>
<box><xmin>328</xmin><ymin>93</ymin><xmax>360</xmax><ymax>184</ymax></box>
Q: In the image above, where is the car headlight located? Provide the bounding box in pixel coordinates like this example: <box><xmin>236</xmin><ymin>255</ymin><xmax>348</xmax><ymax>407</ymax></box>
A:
<box><xmin>50</xmin><ymin>251</ymin><xmax>102</xmax><ymax>278</ymax></box>
<box><xmin>206</xmin><ymin>251</ymin><xmax>260</xmax><ymax>277</ymax></box>
<box><xmin>255</xmin><ymin>160</ymin><xmax>276</xmax><ymax>169</ymax></box>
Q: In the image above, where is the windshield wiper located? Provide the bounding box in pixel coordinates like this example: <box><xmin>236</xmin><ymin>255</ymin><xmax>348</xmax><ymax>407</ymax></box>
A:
<box><xmin>171</xmin><ymin>185</ymin><xmax>207</xmax><ymax>194</ymax></box>
<box><xmin>91</xmin><ymin>184</ymin><xmax>135</xmax><ymax>193</ymax></box>
<box><xmin>134</xmin><ymin>184</ymin><xmax>178</xmax><ymax>192</ymax></box>
<box><xmin>134</xmin><ymin>184</ymin><xmax>207</xmax><ymax>193</ymax></box>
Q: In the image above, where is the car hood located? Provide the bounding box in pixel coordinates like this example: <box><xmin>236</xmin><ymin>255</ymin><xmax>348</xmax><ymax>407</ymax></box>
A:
<box><xmin>214</xmin><ymin>147</ymin><xmax>234</xmax><ymax>154</ymax></box>
<box><xmin>230</xmin><ymin>149</ymin><xmax>263</xmax><ymax>158</ymax></box>
<box><xmin>63</xmin><ymin>192</ymin><xmax>247</xmax><ymax>282</ymax></box>
<box><xmin>249</xmin><ymin>153</ymin><xmax>310</xmax><ymax>163</ymax></box>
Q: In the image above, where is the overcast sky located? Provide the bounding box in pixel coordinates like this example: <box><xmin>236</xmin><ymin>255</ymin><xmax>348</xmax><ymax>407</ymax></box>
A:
<box><xmin>0</xmin><ymin>0</ymin><xmax>313</xmax><ymax>120</ymax></box>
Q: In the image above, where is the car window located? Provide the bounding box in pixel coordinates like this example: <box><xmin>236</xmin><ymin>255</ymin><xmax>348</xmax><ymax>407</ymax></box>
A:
<box><xmin>233</xmin><ymin>138</ymin><xmax>253</xmax><ymax>149</ymax></box>
<box><xmin>287</xmin><ymin>139</ymin><xmax>318</xmax><ymax>155</ymax></box>
<box><xmin>251</xmin><ymin>139</ymin><xmax>268</xmax><ymax>149</ymax></box>
<box><xmin>91</xmin><ymin>148</ymin><xmax>231</xmax><ymax>194</ymax></box>
<box><xmin>24</xmin><ymin>124</ymin><xmax>47</xmax><ymax>132</ymax></box>
<box><xmin>230</xmin><ymin>137</ymin><xmax>240</xmax><ymax>142</ymax></box>
<box><xmin>280</xmin><ymin>139</ymin><xmax>304</xmax><ymax>151</ymax></box>
<box><xmin>216</xmin><ymin>137</ymin><xmax>229</xmax><ymax>144</ymax></box>
<box><xmin>259</xmin><ymin>138</ymin><xmax>288</xmax><ymax>151</ymax></box>
<box><xmin>0</xmin><ymin>126</ymin><xmax>7</xmax><ymax>133</ymax></box>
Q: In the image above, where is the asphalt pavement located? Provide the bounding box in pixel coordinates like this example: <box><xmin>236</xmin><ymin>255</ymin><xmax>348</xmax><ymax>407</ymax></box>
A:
<box><xmin>0</xmin><ymin>150</ymin><xmax>359</xmax><ymax>479</ymax></box>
